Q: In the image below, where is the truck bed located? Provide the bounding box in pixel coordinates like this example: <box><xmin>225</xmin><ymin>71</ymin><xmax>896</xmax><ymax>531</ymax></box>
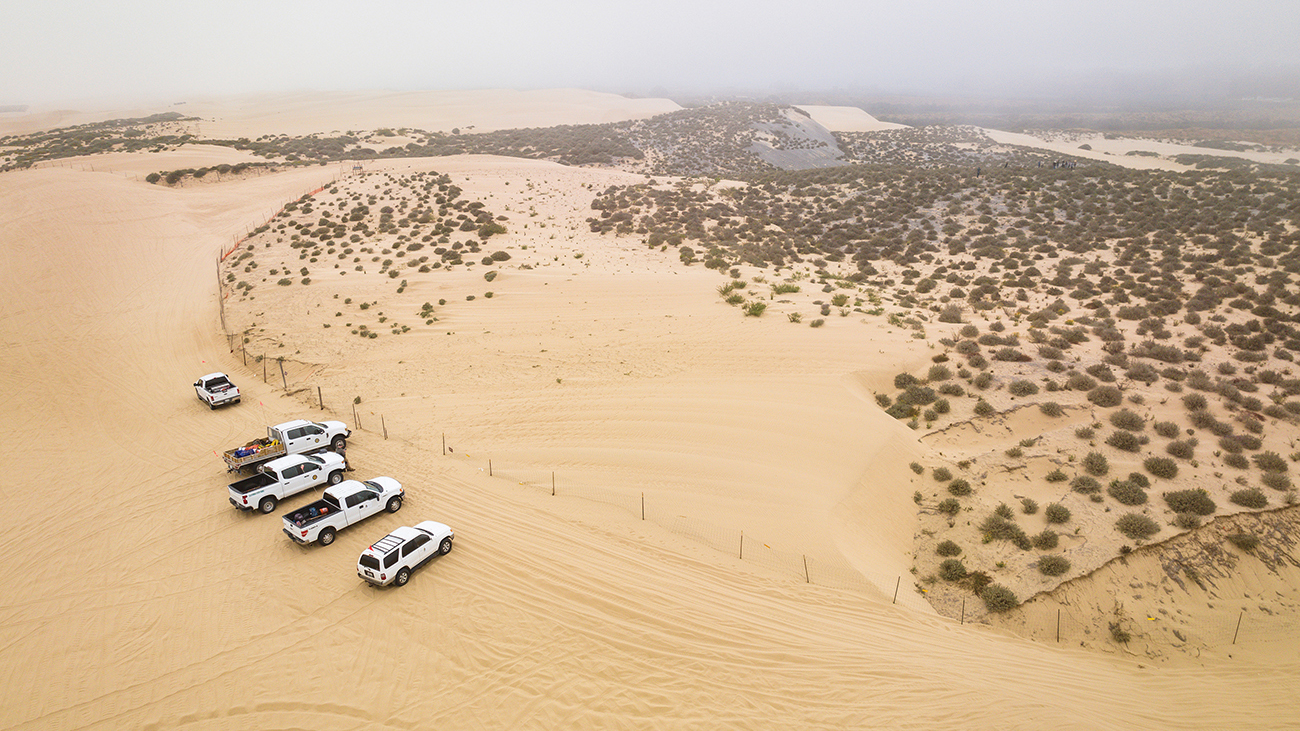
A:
<box><xmin>228</xmin><ymin>472</ymin><xmax>277</xmax><ymax>495</ymax></box>
<box><xmin>222</xmin><ymin>439</ymin><xmax>286</xmax><ymax>471</ymax></box>
<box><xmin>284</xmin><ymin>496</ymin><xmax>342</xmax><ymax>529</ymax></box>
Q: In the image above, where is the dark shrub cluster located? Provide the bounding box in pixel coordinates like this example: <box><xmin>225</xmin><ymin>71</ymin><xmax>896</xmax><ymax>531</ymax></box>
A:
<box><xmin>1044</xmin><ymin>503</ymin><xmax>1071</xmax><ymax>524</ymax></box>
<box><xmin>1116</xmin><ymin>513</ymin><xmax>1161</xmax><ymax>540</ymax></box>
<box><xmin>1088</xmin><ymin>386</ymin><xmax>1124</xmax><ymax>407</ymax></box>
<box><xmin>1144</xmin><ymin>456</ymin><xmax>1179</xmax><ymax>478</ymax></box>
<box><xmin>1037</xmin><ymin>554</ymin><xmax>1071</xmax><ymax>576</ymax></box>
<box><xmin>1107</xmin><ymin>480</ymin><xmax>1148</xmax><ymax>505</ymax></box>
<box><xmin>1163</xmin><ymin>488</ymin><xmax>1214</xmax><ymax>514</ymax></box>
<box><xmin>935</xmin><ymin>540</ymin><xmax>962</xmax><ymax>556</ymax></box>
<box><xmin>1082</xmin><ymin>451</ymin><xmax>1109</xmax><ymax>476</ymax></box>
<box><xmin>981</xmin><ymin>584</ymin><xmax>1020</xmax><ymax>613</ymax></box>
<box><xmin>1229</xmin><ymin>488</ymin><xmax>1268</xmax><ymax>508</ymax></box>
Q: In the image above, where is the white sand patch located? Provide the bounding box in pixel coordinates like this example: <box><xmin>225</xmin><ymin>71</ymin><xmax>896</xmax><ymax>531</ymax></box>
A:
<box><xmin>795</xmin><ymin>105</ymin><xmax>909</xmax><ymax>132</ymax></box>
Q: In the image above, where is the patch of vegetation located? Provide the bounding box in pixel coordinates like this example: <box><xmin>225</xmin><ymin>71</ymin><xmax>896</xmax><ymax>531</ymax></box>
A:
<box><xmin>1115</xmin><ymin>513</ymin><xmax>1161</xmax><ymax>540</ymax></box>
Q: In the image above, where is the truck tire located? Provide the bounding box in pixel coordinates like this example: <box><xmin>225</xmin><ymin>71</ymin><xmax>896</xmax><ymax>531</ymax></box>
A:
<box><xmin>209</xmin><ymin>403</ymin><xmax>216</xmax><ymax>410</ymax></box>
<box><xmin>318</xmin><ymin>527</ymin><xmax>336</xmax><ymax>546</ymax></box>
<box><xmin>328</xmin><ymin>471</ymin><xmax>343</xmax><ymax>485</ymax></box>
<box><xmin>331</xmin><ymin>436</ymin><xmax>347</xmax><ymax>452</ymax></box>
<box><xmin>394</xmin><ymin>568</ymin><xmax>411</xmax><ymax>587</ymax></box>
<box><xmin>439</xmin><ymin>538</ymin><xmax>452</xmax><ymax>555</ymax></box>
<box><xmin>386</xmin><ymin>497</ymin><xmax>402</xmax><ymax>513</ymax></box>
<box><xmin>258</xmin><ymin>496</ymin><xmax>277</xmax><ymax>514</ymax></box>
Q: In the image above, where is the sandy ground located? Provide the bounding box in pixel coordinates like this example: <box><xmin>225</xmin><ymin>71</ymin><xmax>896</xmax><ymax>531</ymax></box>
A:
<box><xmin>796</xmin><ymin>105</ymin><xmax>909</xmax><ymax>132</ymax></box>
<box><xmin>3</xmin><ymin>92</ymin><xmax>1299</xmax><ymax>730</ymax></box>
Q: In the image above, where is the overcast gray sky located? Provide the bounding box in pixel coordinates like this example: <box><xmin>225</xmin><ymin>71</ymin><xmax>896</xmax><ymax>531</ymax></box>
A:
<box><xmin>5</xmin><ymin>0</ymin><xmax>1298</xmax><ymax>105</ymax></box>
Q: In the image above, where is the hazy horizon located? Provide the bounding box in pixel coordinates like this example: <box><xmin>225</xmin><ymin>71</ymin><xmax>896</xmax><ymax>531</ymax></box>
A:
<box><xmin>5</xmin><ymin>0</ymin><xmax>1300</xmax><ymax>107</ymax></box>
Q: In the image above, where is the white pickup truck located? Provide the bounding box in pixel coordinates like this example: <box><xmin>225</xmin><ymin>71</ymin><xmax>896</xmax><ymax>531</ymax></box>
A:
<box><xmin>222</xmin><ymin>419</ymin><xmax>350</xmax><ymax>472</ymax></box>
<box><xmin>282</xmin><ymin>477</ymin><xmax>404</xmax><ymax>546</ymax></box>
<box><xmin>195</xmin><ymin>372</ymin><xmax>240</xmax><ymax>409</ymax></box>
<box><xmin>228</xmin><ymin>452</ymin><xmax>348</xmax><ymax>514</ymax></box>
<box><xmin>357</xmin><ymin>521</ymin><xmax>454</xmax><ymax>587</ymax></box>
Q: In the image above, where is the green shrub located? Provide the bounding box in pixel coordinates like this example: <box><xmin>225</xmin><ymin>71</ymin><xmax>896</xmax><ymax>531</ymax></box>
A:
<box><xmin>1166</xmin><ymin>440</ymin><xmax>1195</xmax><ymax>460</ymax></box>
<box><xmin>1067</xmin><ymin>373</ymin><xmax>1097</xmax><ymax>391</ymax></box>
<box><xmin>1128</xmin><ymin>472</ymin><xmax>1150</xmax><ymax>488</ymax></box>
<box><xmin>1183</xmin><ymin>393</ymin><xmax>1208</xmax><ymax>410</ymax></box>
<box><xmin>1082</xmin><ymin>451</ymin><xmax>1109</xmax><ymax>476</ymax></box>
<box><xmin>1224</xmin><ymin>453</ymin><xmax>1250</xmax><ymax>469</ymax></box>
<box><xmin>1032</xmin><ymin>530</ymin><xmax>1059</xmax><ymax>550</ymax></box>
<box><xmin>1230</xmin><ymin>488</ymin><xmax>1267</xmax><ymax>509</ymax></box>
<box><xmin>927</xmin><ymin>364</ymin><xmax>952</xmax><ymax>381</ymax></box>
<box><xmin>973</xmin><ymin>372</ymin><xmax>993</xmax><ymax>389</ymax></box>
<box><xmin>1107</xmin><ymin>480</ymin><xmax>1148</xmax><ymax>505</ymax></box>
<box><xmin>1045</xmin><ymin>468</ymin><xmax>1068</xmax><ymax>483</ymax></box>
<box><xmin>1174</xmin><ymin>512</ymin><xmax>1202</xmax><ymax>529</ymax></box>
<box><xmin>1075</xmin><ymin>426</ymin><xmax>1095</xmax><ymax>439</ymax></box>
<box><xmin>932</xmin><ymin>467</ymin><xmax>953</xmax><ymax>482</ymax></box>
<box><xmin>994</xmin><ymin>503</ymin><xmax>1015</xmax><ymax>519</ymax></box>
<box><xmin>1106</xmin><ymin>430</ymin><xmax>1141</xmax><ymax>452</ymax></box>
<box><xmin>909</xmin><ymin>462</ymin><xmax>924</xmax><ymax>474</ymax></box>
<box><xmin>938</xmin><ymin>559</ymin><xmax>968</xmax><ymax>581</ymax></box>
<box><xmin>1116</xmin><ymin>513</ymin><xmax>1161</xmax><ymax>540</ymax></box>
<box><xmin>948</xmin><ymin>479</ymin><xmax>971</xmax><ymax>496</ymax></box>
<box><xmin>974</xmin><ymin>399</ymin><xmax>994</xmax><ymax>416</ymax></box>
<box><xmin>895</xmin><ymin>373</ymin><xmax>919</xmax><ymax>389</ymax></box>
<box><xmin>1021</xmin><ymin>497</ymin><xmax>1039</xmax><ymax>514</ymax></box>
<box><xmin>1145</xmin><ymin>456</ymin><xmax>1179</xmax><ymax>479</ymax></box>
<box><xmin>935</xmin><ymin>540</ymin><xmax>962</xmax><ymax>557</ymax></box>
<box><xmin>809</xmin><ymin>318</ymin><xmax>825</xmax><ymax>328</ymax></box>
<box><xmin>937</xmin><ymin>498</ymin><xmax>962</xmax><ymax>516</ymax></box>
<box><xmin>1261</xmin><ymin>472</ymin><xmax>1292</xmax><ymax>491</ymax></box>
<box><xmin>1045</xmin><ymin>503</ymin><xmax>1071</xmax><ymax>524</ymax></box>
<box><xmin>1005</xmin><ymin>447</ymin><xmax>1023</xmax><ymax>459</ymax></box>
<box><xmin>743</xmin><ymin>301</ymin><xmax>766</xmax><ymax>317</ymax></box>
<box><xmin>1039</xmin><ymin>401</ymin><xmax>1064</xmax><ymax>417</ymax></box>
<box><xmin>1153</xmin><ymin>421</ymin><xmax>1181</xmax><ymax>438</ymax></box>
<box><xmin>981</xmin><ymin>584</ymin><xmax>1020</xmax><ymax>612</ymax></box>
<box><xmin>1008</xmin><ymin>379</ymin><xmax>1039</xmax><ymax>397</ymax></box>
<box><xmin>1071</xmin><ymin>475</ymin><xmax>1101</xmax><ymax>494</ymax></box>
<box><xmin>277</xmin><ymin>278</ymin><xmax>293</xmax><ymax>286</ymax></box>
<box><xmin>1109</xmin><ymin>409</ymin><xmax>1145</xmax><ymax>431</ymax></box>
<box><xmin>1038</xmin><ymin>554</ymin><xmax>1071</xmax><ymax>576</ymax></box>
<box><xmin>1253</xmin><ymin>451</ymin><xmax>1288</xmax><ymax>473</ymax></box>
<box><xmin>1163</xmin><ymin>488</ymin><xmax>1214</xmax><ymax>514</ymax></box>
<box><xmin>1227</xmin><ymin>533</ymin><xmax>1260</xmax><ymax>551</ymax></box>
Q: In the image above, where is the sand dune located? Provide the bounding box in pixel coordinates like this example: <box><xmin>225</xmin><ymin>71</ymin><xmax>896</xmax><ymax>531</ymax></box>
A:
<box><xmin>2</xmin><ymin>93</ymin><xmax>1299</xmax><ymax>729</ymax></box>
<box><xmin>796</xmin><ymin>105</ymin><xmax>909</xmax><ymax>133</ymax></box>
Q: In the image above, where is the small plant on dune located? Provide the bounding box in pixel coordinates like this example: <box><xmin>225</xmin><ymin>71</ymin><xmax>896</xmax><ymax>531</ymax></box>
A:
<box><xmin>1230</xmin><ymin>488</ymin><xmax>1268</xmax><ymax>509</ymax></box>
<box><xmin>981</xmin><ymin>584</ymin><xmax>1020</xmax><ymax>613</ymax></box>
<box><xmin>938</xmin><ymin>559</ymin><xmax>968</xmax><ymax>581</ymax></box>
<box><xmin>1163</xmin><ymin>488</ymin><xmax>1214</xmax><ymax>515</ymax></box>
<box><xmin>788</xmin><ymin>312</ymin><xmax>802</xmax><ymax>323</ymax></box>
<box><xmin>1106</xmin><ymin>430</ymin><xmax>1141</xmax><ymax>452</ymax></box>
<box><xmin>1008</xmin><ymin>379</ymin><xmax>1039</xmax><ymax>397</ymax></box>
<box><xmin>1224</xmin><ymin>453</ymin><xmax>1250</xmax><ymax>469</ymax></box>
<box><xmin>809</xmin><ymin>318</ymin><xmax>825</xmax><ymax>328</ymax></box>
<box><xmin>1082</xmin><ymin>451</ymin><xmax>1109</xmax><ymax>476</ymax></box>
<box><xmin>1261</xmin><ymin>472</ymin><xmax>1292</xmax><ymax>491</ymax></box>
<box><xmin>1037</xmin><ymin>554</ymin><xmax>1071</xmax><ymax>576</ymax></box>
<box><xmin>1088</xmin><ymin>385</ymin><xmax>1124</xmax><ymax>407</ymax></box>
<box><xmin>1174</xmin><ymin>512</ymin><xmax>1201</xmax><ymax>529</ymax></box>
<box><xmin>1144</xmin><ymin>456</ymin><xmax>1179</xmax><ymax>479</ymax></box>
<box><xmin>1110</xmin><ymin>622</ymin><xmax>1132</xmax><ymax>644</ymax></box>
<box><xmin>1045</xmin><ymin>503</ymin><xmax>1071</xmax><ymax>524</ymax></box>
<box><xmin>1109</xmin><ymin>409</ymin><xmax>1145</xmax><ymax>431</ymax></box>
<box><xmin>1107</xmin><ymin>480</ymin><xmax>1148</xmax><ymax>505</ymax></box>
<box><xmin>1032</xmin><ymin>529</ymin><xmax>1059</xmax><ymax>550</ymax></box>
<box><xmin>1227</xmin><ymin>533</ymin><xmax>1260</xmax><ymax>551</ymax></box>
<box><xmin>1253</xmin><ymin>451</ymin><xmax>1288</xmax><ymax>473</ymax></box>
<box><xmin>932</xmin><ymin>467</ymin><xmax>953</xmax><ymax>482</ymax></box>
<box><xmin>928</xmin><ymin>364</ymin><xmax>952</xmax><ymax>381</ymax></box>
<box><xmin>1039</xmin><ymin>401</ymin><xmax>1064</xmax><ymax>417</ymax></box>
<box><xmin>937</xmin><ymin>498</ymin><xmax>962</xmax><ymax>516</ymax></box>
<box><xmin>974</xmin><ymin>399</ymin><xmax>994</xmax><ymax>416</ymax></box>
<box><xmin>935</xmin><ymin>540</ymin><xmax>962</xmax><ymax>557</ymax></box>
<box><xmin>909</xmin><ymin>462</ymin><xmax>924</xmax><ymax>475</ymax></box>
<box><xmin>948</xmin><ymin>479</ymin><xmax>972</xmax><ymax>496</ymax></box>
<box><xmin>1075</xmin><ymin>426</ymin><xmax>1095</xmax><ymax>440</ymax></box>
<box><xmin>1045</xmin><ymin>468</ymin><xmax>1068</xmax><ymax>483</ymax></box>
<box><xmin>1021</xmin><ymin>498</ymin><xmax>1039</xmax><ymax>514</ymax></box>
<box><xmin>1153</xmin><ymin>421</ymin><xmax>1180</xmax><ymax>438</ymax></box>
<box><xmin>1116</xmin><ymin>513</ymin><xmax>1160</xmax><ymax>540</ymax></box>
<box><xmin>743</xmin><ymin>301</ymin><xmax>766</xmax><ymax>317</ymax></box>
<box><xmin>1071</xmin><ymin>476</ymin><xmax>1101</xmax><ymax>494</ymax></box>
<box><xmin>994</xmin><ymin>503</ymin><xmax>1015</xmax><ymax>520</ymax></box>
<box><xmin>1005</xmin><ymin>446</ymin><xmax>1024</xmax><ymax>459</ymax></box>
<box><xmin>1166</xmin><ymin>440</ymin><xmax>1195</xmax><ymax>460</ymax></box>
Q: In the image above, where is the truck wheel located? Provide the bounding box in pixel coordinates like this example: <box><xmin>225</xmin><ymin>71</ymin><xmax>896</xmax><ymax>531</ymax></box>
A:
<box><xmin>318</xmin><ymin>528</ymin><xmax>336</xmax><ymax>546</ymax></box>
<box><xmin>258</xmin><ymin>496</ymin><xmax>277</xmax><ymax>514</ymax></box>
<box><xmin>209</xmin><ymin>403</ymin><xmax>216</xmax><ymax>410</ymax></box>
<box><xmin>328</xmin><ymin>471</ymin><xmax>343</xmax><ymax>485</ymax></box>
<box><xmin>439</xmin><ymin>538</ymin><xmax>452</xmax><ymax>555</ymax></box>
<box><xmin>331</xmin><ymin>436</ymin><xmax>347</xmax><ymax>452</ymax></box>
<box><xmin>386</xmin><ymin>497</ymin><xmax>402</xmax><ymax>513</ymax></box>
<box><xmin>394</xmin><ymin>568</ymin><xmax>411</xmax><ymax>587</ymax></box>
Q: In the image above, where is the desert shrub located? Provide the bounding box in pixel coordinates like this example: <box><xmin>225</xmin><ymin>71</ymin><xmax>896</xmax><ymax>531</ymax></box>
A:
<box><xmin>1109</xmin><ymin>409</ymin><xmax>1145</xmax><ymax>431</ymax></box>
<box><xmin>1008</xmin><ymin>379</ymin><xmax>1039</xmax><ymax>397</ymax></box>
<box><xmin>981</xmin><ymin>584</ymin><xmax>1020</xmax><ymax>612</ymax></box>
<box><xmin>954</xmin><ymin>340</ymin><xmax>980</xmax><ymax>355</ymax></box>
<box><xmin>968</xmin><ymin>354</ymin><xmax>989</xmax><ymax>369</ymax></box>
<box><xmin>1082</xmin><ymin>451</ymin><xmax>1109</xmax><ymax>476</ymax></box>
<box><xmin>973</xmin><ymin>372</ymin><xmax>993</xmax><ymax>390</ymax></box>
<box><xmin>936</xmin><ymin>498</ymin><xmax>962</xmax><ymax>516</ymax></box>
<box><xmin>1174</xmin><ymin>512</ymin><xmax>1201</xmax><ymax>529</ymax></box>
<box><xmin>1166</xmin><ymin>440</ymin><xmax>1195</xmax><ymax>459</ymax></box>
<box><xmin>1234</xmin><ymin>434</ymin><xmax>1262</xmax><ymax>450</ymax></box>
<box><xmin>1045</xmin><ymin>468</ymin><xmax>1068</xmax><ymax>482</ymax></box>
<box><xmin>1075</xmin><ymin>426</ymin><xmax>1095</xmax><ymax>439</ymax></box>
<box><xmin>1224</xmin><ymin>453</ymin><xmax>1250</xmax><ymax>469</ymax></box>
<box><xmin>895</xmin><ymin>373</ymin><xmax>919</xmax><ymax>390</ymax></box>
<box><xmin>1088</xmin><ymin>386</ymin><xmax>1124</xmax><ymax>407</ymax></box>
<box><xmin>1126</xmin><ymin>362</ymin><xmax>1160</xmax><ymax>383</ymax></box>
<box><xmin>1253</xmin><ymin>451</ymin><xmax>1288</xmax><ymax>473</ymax></box>
<box><xmin>938</xmin><ymin>558</ymin><xmax>968</xmax><ymax>581</ymax></box>
<box><xmin>1164</xmin><ymin>488</ymin><xmax>1214</xmax><ymax>514</ymax></box>
<box><xmin>1145</xmin><ymin>456</ymin><xmax>1179</xmax><ymax>479</ymax></box>
<box><xmin>974</xmin><ymin>399</ymin><xmax>994</xmax><ymax>416</ymax></box>
<box><xmin>1021</xmin><ymin>498</ymin><xmax>1039</xmax><ymax>514</ymax></box>
<box><xmin>994</xmin><ymin>503</ymin><xmax>1015</xmax><ymax>520</ymax></box>
<box><xmin>1261</xmin><ymin>472</ymin><xmax>1292</xmax><ymax>491</ymax></box>
<box><xmin>1230</xmin><ymin>488</ymin><xmax>1268</xmax><ymax>509</ymax></box>
<box><xmin>932</xmin><ymin>467</ymin><xmax>953</xmax><ymax>482</ymax></box>
<box><xmin>927</xmin><ymin>364</ymin><xmax>952</xmax><ymax>382</ymax></box>
<box><xmin>1032</xmin><ymin>529</ymin><xmax>1058</xmax><ymax>549</ymax></box>
<box><xmin>1116</xmin><ymin>513</ymin><xmax>1161</xmax><ymax>540</ymax></box>
<box><xmin>1128</xmin><ymin>472</ymin><xmax>1150</xmax><ymax>488</ymax></box>
<box><xmin>1038</xmin><ymin>554</ymin><xmax>1071</xmax><ymax>576</ymax></box>
<box><xmin>1107</xmin><ymin>480</ymin><xmax>1148</xmax><ymax>505</ymax></box>
<box><xmin>1227</xmin><ymin>533</ymin><xmax>1260</xmax><ymax>551</ymax></box>
<box><xmin>1086</xmin><ymin>364</ymin><xmax>1117</xmax><ymax>383</ymax></box>
<box><xmin>1038</xmin><ymin>345</ymin><xmax>1064</xmax><ymax>360</ymax></box>
<box><xmin>1183</xmin><ymin>393</ymin><xmax>1208</xmax><ymax>410</ymax></box>
<box><xmin>1153</xmin><ymin>421</ymin><xmax>1180</xmax><ymax>438</ymax></box>
<box><xmin>1188</xmin><ymin>409</ymin><xmax>1220</xmax><ymax>431</ymax></box>
<box><xmin>980</xmin><ymin>513</ymin><xmax>1020</xmax><ymax>540</ymax></box>
<box><xmin>1066</xmin><ymin>373</ymin><xmax>1097</xmax><ymax>391</ymax></box>
<box><xmin>938</xmin><ymin>383</ymin><xmax>965</xmax><ymax>397</ymax></box>
<box><xmin>909</xmin><ymin>462</ymin><xmax>924</xmax><ymax>474</ymax></box>
<box><xmin>948</xmin><ymin>479</ymin><xmax>972</xmax><ymax>496</ymax></box>
<box><xmin>1044</xmin><ymin>503</ymin><xmax>1071</xmax><ymax>524</ymax></box>
<box><xmin>935</xmin><ymin>540</ymin><xmax>962</xmax><ymax>556</ymax></box>
<box><xmin>1038</xmin><ymin>401</ymin><xmax>1064</xmax><ymax>417</ymax></box>
<box><xmin>1106</xmin><ymin>430</ymin><xmax>1141</xmax><ymax>452</ymax></box>
<box><xmin>1071</xmin><ymin>475</ymin><xmax>1102</xmax><ymax>494</ymax></box>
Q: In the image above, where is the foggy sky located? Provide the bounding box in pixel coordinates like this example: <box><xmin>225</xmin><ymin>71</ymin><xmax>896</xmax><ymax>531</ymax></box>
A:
<box><xmin>5</xmin><ymin>0</ymin><xmax>1298</xmax><ymax>105</ymax></box>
